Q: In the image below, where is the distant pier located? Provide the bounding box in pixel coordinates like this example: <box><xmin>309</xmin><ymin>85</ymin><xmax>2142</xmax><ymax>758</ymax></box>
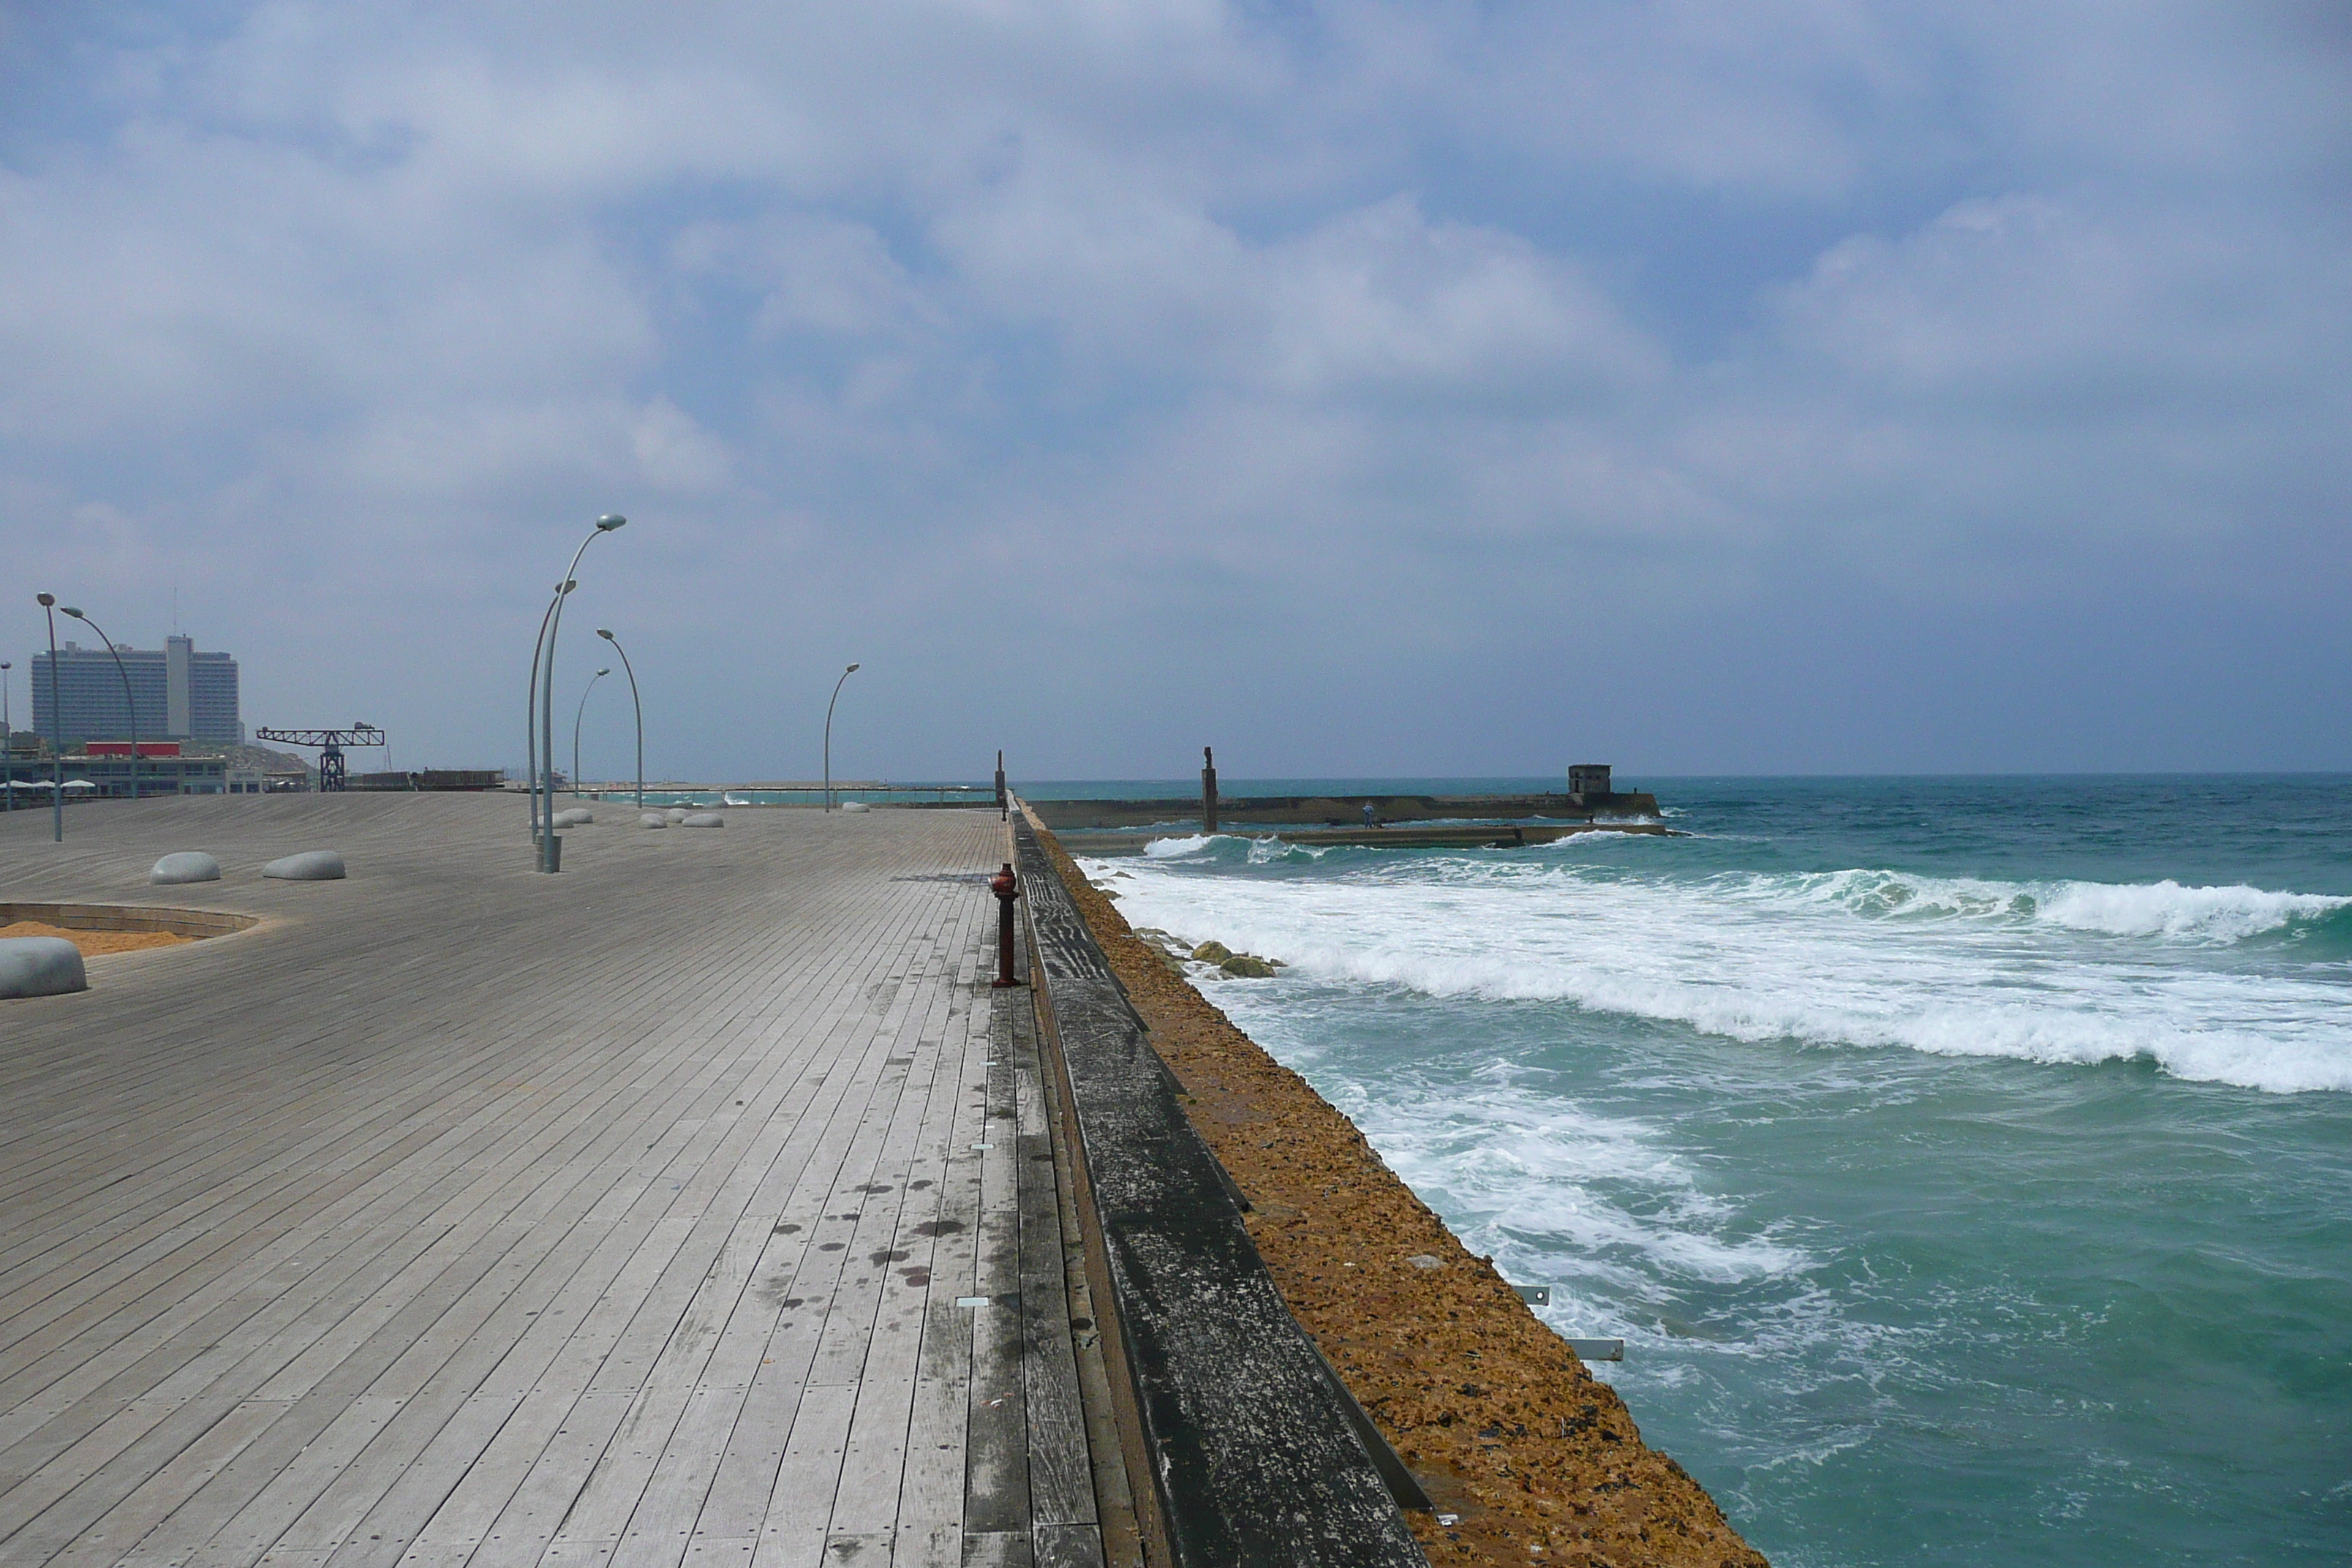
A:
<box><xmin>1029</xmin><ymin>766</ymin><xmax>1674</xmax><ymax>853</ymax></box>
<box><xmin>1050</xmin><ymin>819</ymin><xmax>1675</xmax><ymax>855</ymax></box>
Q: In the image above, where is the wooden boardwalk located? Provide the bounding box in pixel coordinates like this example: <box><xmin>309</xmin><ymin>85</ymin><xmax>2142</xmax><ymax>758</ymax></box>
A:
<box><xmin>0</xmin><ymin>795</ymin><xmax>1110</xmax><ymax>1568</ymax></box>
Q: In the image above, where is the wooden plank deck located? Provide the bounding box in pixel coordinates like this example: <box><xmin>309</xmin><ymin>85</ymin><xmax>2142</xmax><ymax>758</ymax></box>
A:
<box><xmin>0</xmin><ymin>794</ymin><xmax>1107</xmax><ymax>1568</ymax></box>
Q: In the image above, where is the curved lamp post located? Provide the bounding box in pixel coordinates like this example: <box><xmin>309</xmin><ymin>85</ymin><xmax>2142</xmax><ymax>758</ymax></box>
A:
<box><xmin>823</xmin><ymin>663</ymin><xmax>860</xmax><ymax>813</ymax></box>
<box><xmin>2</xmin><ymin>659</ymin><xmax>12</xmax><ymax>814</ymax></box>
<box><xmin>59</xmin><ymin>606</ymin><xmax>140</xmax><ymax>801</ymax></box>
<box><xmin>527</xmin><ymin>513</ymin><xmax>626</xmax><ymax>871</ymax></box>
<box><xmin>597</xmin><ymin>630</ymin><xmax>644</xmax><ymax>808</ymax></box>
<box><xmin>36</xmin><ymin>595</ymin><xmax>61</xmax><ymax>840</ymax></box>
<box><xmin>526</xmin><ymin>581</ymin><xmax>573</xmax><ymax>838</ymax></box>
<box><xmin>572</xmin><ymin>668</ymin><xmax>608</xmax><ymax>799</ymax></box>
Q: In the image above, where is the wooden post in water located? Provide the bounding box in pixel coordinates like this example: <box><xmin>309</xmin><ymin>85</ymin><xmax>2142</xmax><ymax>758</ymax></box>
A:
<box><xmin>1202</xmin><ymin>745</ymin><xmax>1218</xmax><ymax>833</ymax></box>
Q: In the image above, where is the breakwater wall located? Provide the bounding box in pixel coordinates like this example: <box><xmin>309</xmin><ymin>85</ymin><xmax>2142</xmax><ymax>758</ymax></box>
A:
<box><xmin>1014</xmin><ymin>812</ymin><xmax>1428</xmax><ymax>1564</ymax></box>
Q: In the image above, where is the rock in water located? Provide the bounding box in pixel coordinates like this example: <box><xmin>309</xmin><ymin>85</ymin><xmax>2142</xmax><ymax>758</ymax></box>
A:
<box><xmin>681</xmin><ymin>811</ymin><xmax>725</xmax><ymax>827</ymax></box>
<box><xmin>263</xmin><ymin>851</ymin><xmax>346</xmax><ymax>881</ymax></box>
<box><xmin>1220</xmin><ymin>954</ymin><xmax>1277</xmax><ymax>978</ymax></box>
<box><xmin>0</xmin><ymin>937</ymin><xmax>87</xmax><ymax>999</ymax></box>
<box><xmin>151</xmin><ymin>851</ymin><xmax>222</xmax><ymax>885</ymax></box>
<box><xmin>639</xmin><ymin>813</ymin><xmax>668</xmax><ymax>829</ymax></box>
<box><xmin>1191</xmin><ymin>940</ymin><xmax>1233</xmax><ymax>963</ymax></box>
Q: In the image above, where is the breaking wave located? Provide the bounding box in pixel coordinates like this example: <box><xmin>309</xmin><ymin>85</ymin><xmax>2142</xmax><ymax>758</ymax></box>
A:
<box><xmin>1088</xmin><ymin>856</ymin><xmax>2352</xmax><ymax>1094</ymax></box>
<box><xmin>1776</xmin><ymin>867</ymin><xmax>2350</xmax><ymax>945</ymax></box>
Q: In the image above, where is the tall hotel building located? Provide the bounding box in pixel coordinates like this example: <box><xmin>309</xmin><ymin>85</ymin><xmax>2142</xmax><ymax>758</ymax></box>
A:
<box><xmin>31</xmin><ymin>635</ymin><xmax>242</xmax><ymax>748</ymax></box>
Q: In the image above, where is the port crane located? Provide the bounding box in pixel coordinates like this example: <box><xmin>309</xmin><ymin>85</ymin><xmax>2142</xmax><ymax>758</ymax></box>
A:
<box><xmin>252</xmin><ymin>724</ymin><xmax>385</xmax><ymax>792</ymax></box>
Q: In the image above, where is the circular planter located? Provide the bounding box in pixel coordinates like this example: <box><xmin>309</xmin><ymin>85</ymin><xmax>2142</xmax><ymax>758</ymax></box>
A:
<box><xmin>0</xmin><ymin>903</ymin><xmax>259</xmax><ymax>1000</ymax></box>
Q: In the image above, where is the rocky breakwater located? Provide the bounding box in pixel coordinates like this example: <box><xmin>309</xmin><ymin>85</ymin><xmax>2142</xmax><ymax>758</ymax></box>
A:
<box><xmin>1050</xmin><ymin>826</ymin><xmax>1766</xmax><ymax>1567</ymax></box>
<box><xmin>1142</xmin><ymin>930</ymin><xmax>1283</xmax><ymax>980</ymax></box>
<box><xmin>1086</xmin><ymin>876</ymin><xmax>1287</xmax><ymax>979</ymax></box>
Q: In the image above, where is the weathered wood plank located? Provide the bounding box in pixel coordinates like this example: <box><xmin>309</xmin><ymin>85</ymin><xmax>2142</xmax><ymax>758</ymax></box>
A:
<box><xmin>960</xmin><ymin>1529</ymin><xmax>1031</xmax><ymax>1568</ymax></box>
<box><xmin>749</xmin><ymin>1380</ymin><xmax>856</xmax><ymax>1568</ymax></box>
<box><xmin>1014</xmin><ymin>1083</ymin><xmax>1090</xmax><ymax>1527</ymax></box>
<box><xmin>1030</xmin><ymin>1523</ymin><xmax>1107</xmax><ymax>1568</ymax></box>
<box><xmin>960</xmin><ymin>1025</ymin><xmax>1028</xmax><ymax>1542</ymax></box>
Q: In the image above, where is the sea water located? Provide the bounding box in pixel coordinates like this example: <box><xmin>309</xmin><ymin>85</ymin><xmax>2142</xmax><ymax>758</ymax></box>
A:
<box><xmin>1063</xmin><ymin>774</ymin><xmax>2352</xmax><ymax>1568</ymax></box>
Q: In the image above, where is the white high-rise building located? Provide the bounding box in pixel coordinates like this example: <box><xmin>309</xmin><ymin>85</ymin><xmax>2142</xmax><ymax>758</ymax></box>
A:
<box><xmin>31</xmin><ymin>634</ymin><xmax>241</xmax><ymax>747</ymax></box>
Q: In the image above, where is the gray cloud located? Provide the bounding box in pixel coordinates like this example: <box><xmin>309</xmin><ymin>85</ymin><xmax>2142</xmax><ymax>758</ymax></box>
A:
<box><xmin>1</xmin><ymin>1</ymin><xmax>2344</xmax><ymax>780</ymax></box>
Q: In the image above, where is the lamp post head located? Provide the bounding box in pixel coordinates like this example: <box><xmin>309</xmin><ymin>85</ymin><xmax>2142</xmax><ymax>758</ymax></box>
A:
<box><xmin>596</xmin><ymin>514</ymin><xmax>627</xmax><ymax>532</ymax></box>
<box><xmin>595</xmin><ymin>667</ymin><xmax>611</xmax><ymax>677</ymax></box>
<box><xmin>597</xmin><ymin>628</ymin><xmax>615</xmax><ymax>641</ymax></box>
<box><xmin>61</xmin><ymin>607</ymin><xmax>86</xmax><ymax>620</ymax></box>
<box><xmin>36</xmin><ymin>593</ymin><xmax>54</xmax><ymax>608</ymax></box>
<box><xmin>846</xmin><ymin>663</ymin><xmax>860</xmax><ymax>674</ymax></box>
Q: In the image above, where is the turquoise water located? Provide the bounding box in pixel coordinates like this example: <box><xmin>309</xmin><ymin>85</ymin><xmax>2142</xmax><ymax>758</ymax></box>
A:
<box><xmin>1064</xmin><ymin>776</ymin><xmax>2352</xmax><ymax>1568</ymax></box>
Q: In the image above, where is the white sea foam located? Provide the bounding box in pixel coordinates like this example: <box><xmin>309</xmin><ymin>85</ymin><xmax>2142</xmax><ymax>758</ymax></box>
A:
<box><xmin>1141</xmin><ymin>834</ymin><xmax>1218</xmax><ymax>857</ymax></box>
<box><xmin>2033</xmin><ymin>879</ymin><xmax>2348</xmax><ymax>941</ymax></box>
<box><xmin>1246</xmin><ymin>835</ymin><xmax>1330</xmax><ymax>864</ymax></box>
<box><xmin>1206</xmin><ymin>1023</ymin><xmax>1814</xmax><ymax>1323</ymax></box>
<box><xmin>1085</xmin><ymin>856</ymin><xmax>2352</xmax><ymax>1093</ymax></box>
<box><xmin>1764</xmin><ymin>866</ymin><xmax>2350</xmax><ymax>944</ymax></box>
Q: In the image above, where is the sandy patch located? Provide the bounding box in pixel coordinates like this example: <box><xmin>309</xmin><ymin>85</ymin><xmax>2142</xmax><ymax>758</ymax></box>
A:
<box><xmin>1034</xmin><ymin>825</ymin><xmax>1768</xmax><ymax>1567</ymax></box>
<box><xmin>0</xmin><ymin>921</ymin><xmax>191</xmax><ymax>956</ymax></box>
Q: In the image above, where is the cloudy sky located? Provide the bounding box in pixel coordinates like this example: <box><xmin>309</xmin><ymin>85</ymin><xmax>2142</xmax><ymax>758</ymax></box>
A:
<box><xmin>2</xmin><ymin>2</ymin><xmax>2345</xmax><ymax>783</ymax></box>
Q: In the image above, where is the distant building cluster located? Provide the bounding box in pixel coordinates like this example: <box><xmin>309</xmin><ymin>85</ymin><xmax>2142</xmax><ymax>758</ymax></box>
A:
<box><xmin>4</xmin><ymin>634</ymin><xmax>257</xmax><ymax>799</ymax></box>
<box><xmin>29</xmin><ymin>634</ymin><xmax>241</xmax><ymax>748</ymax></box>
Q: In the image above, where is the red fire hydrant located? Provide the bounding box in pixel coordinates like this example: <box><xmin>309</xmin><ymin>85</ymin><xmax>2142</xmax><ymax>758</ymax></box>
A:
<box><xmin>990</xmin><ymin>862</ymin><xmax>1022</xmax><ymax>988</ymax></box>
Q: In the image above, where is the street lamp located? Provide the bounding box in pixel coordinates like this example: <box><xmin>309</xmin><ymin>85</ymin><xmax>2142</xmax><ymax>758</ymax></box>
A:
<box><xmin>823</xmin><ymin>663</ymin><xmax>860</xmax><ymax>813</ymax></box>
<box><xmin>59</xmin><ymin>606</ymin><xmax>140</xmax><ymax>802</ymax></box>
<box><xmin>1</xmin><ymin>660</ymin><xmax>12</xmax><ymax>814</ymax></box>
<box><xmin>35</xmin><ymin>595</ymin><xmax>61</xmax><ymax>841</ymax></box>
<box><xmin>597</xmin><ymin>629</ymin><xmax>644</xmax><ymax>808</ymax></box>
<box><xmin>526</xmin><ymin>581</ymin><xmax>573</xmax><ymax>838</ymax></box>
<box><xmin>572</xmin><ymin>668</ymin><xmax>609</xmax><ymax>799</ymax></box>
<box><xmin>527</xmin><ymin>513</ymin><xmax>626</xmax><ymax>871</ymax></box>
